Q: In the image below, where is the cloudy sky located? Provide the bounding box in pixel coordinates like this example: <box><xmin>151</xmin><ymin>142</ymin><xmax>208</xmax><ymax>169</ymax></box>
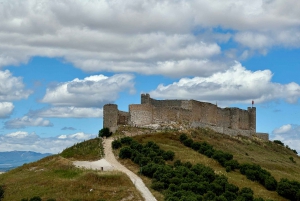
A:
<box><xmin>0</xmin><ymin>0</ymin><xmax>300</xmax><ymax>154</ymax></box>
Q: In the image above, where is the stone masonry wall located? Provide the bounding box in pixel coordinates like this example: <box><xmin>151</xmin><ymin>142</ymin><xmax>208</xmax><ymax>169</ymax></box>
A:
<box><xmin>103</xmin><ymin>94</ymin><xmax>267</xmax><ymax>140</ymax></box>
<box><xmin>129</xmin><ymin>104</ymin><xmax>153</xmax><ymax>126</ymax></box>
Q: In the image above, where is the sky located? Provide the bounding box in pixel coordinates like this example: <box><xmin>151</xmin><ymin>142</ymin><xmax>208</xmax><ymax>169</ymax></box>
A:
<box><xmin>0</xmin><ymin>0</ymin><xmax>300</xmax><ymax>154</ymax></box>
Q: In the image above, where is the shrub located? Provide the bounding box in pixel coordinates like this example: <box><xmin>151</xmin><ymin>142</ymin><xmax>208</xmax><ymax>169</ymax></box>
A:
<box><xmin>151</xmin><ymin>181</ymin><xmax>165</xmax><ymax>191</ymax></box>
<box><xmin>183</xmin><ymin>139</ymin><xmax>194</xmax><ymax>147</ymax></box>
<box><xmin>264</xmin><ymin>176</ymin><xmax>277</xmax><ymax>191</ymax></box>
<box><xmin>0</xmin><ymin>185</ymin><xmax>4</xmax><ymax>201</ymax></box>
<box><xmin>273</xmin><ymin>140</ymin><xmax>284</xmax><ymax>146</ymax></box>
<box><xmin>179</xmin><ymin>134</ymin><xmax>188</xmax><ymax>142</ymax></box>
<box><xmin>191</xmin><ymin>142</ymin><xmax>202</xmax><ymax>151</ymax></box>
<box><xmin>112</xmin><ymin>140</ymin><xmax>122</xmax><ymax>149</ymax></box>
<box><xmin>224</xmin><ymin>160</ymin><xmax>240</xmax><ymax>171</ymax></box>
<box><xmin>162</xmin><ymin>151</ymin><xmax>175</xmax><ymax>161</ymax></box>
<box><xmin>120</xmin><ymin>137</ymin><xmax>133</xmax><ymax>145</ymax></box>
<box><xmin>277</xmin><ymin>178</ymin><xmax>300</xmax><ymax>201</ymax></box>
<box><xmin>98</xmin><ymin>127</ymin><xmax>112</xmax><ymax>138</ymax></box>
<box><xmin>289</xmin><ymin>156</ymin><xmax>296</xmax><ymax>163</ymax></box>
<box><xmin>29</xmin><ymin>197</ymin><xmax>42</xmax><ymax>201</ymax></box>
<box><xmin>119</xmin><ymin>147</ymin><xmax>133</xmax><ymax>159</ymax></box>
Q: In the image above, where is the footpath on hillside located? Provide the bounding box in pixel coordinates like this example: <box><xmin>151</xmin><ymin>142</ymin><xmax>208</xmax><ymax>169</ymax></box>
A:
<box><xmin>73</xmin><ymin>138</ymin><xmax>157</xmax><ymax>201</ymax></box>
<box><xmin>103</xmin><ymin>138</ymin><xmax>157</xmax><ymax>201</ymax></box>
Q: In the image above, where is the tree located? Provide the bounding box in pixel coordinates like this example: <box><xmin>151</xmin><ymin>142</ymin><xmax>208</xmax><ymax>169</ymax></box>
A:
<box><xmin>98</xmin><ymin>128</ymin><xmax>112</xmax><ymax>138</ymax></box>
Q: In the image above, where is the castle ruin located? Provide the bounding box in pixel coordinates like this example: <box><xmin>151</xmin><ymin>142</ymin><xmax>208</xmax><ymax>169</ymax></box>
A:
<box><xmin>103</xmin><ymin>94</ymin><xmax>269</xmax><ymax>140</ymax></box>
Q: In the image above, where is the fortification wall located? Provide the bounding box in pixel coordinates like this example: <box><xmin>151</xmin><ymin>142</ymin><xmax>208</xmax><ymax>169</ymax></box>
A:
<box><xmin>217</xmin><ymin>108</ymin><xmax>231</xmax><ymax>128</ymax></box>
<box><xmin>129</xmin><ymin>104</ymin><xmax>153</xmax><ymax>126</ymax></box>
<box><xmin>191</xmin><ymin>101</ymin><xmax>218</xmax><ymax>125</ymax></box>
<box><xmin>152</xmin><ymin>107</ymin><xmax>192</xmax><ymax>124</ymax></box>
<box><xmin>118</xmin><ymin>111</ymin><xmax>129</xmax><ymax>125</ymax></box>
<box><xmin>103</xmin><ymin>94</ymin><xmax>267</xmax><ymax>140</ymax></box>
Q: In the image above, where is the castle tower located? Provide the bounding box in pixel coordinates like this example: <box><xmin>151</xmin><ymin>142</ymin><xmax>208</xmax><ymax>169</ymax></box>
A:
<box><xmin>103</xmin><ymin>104</ymin><xmax>118</xmax><ymax>133</ymax></box>
<box><xmin>230</xmin><ymin>108</ymin><xmax>240</xmax><ymax>130</ymax></box>
<box><xmin>248</xmin><ymin>107</ymin><xmax>256</xmax><ymax>132</ymax></box>
<box><xmin>141</xmin><ymin>93</ymin><xmax>151</xmax><ymax>104</ymax></box>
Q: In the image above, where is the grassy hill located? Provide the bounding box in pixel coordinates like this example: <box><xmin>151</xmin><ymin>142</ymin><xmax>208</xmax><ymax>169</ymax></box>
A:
<box><xmin>0</xmin><ymin>138</ymin><xmax>143</xmax><ymax>201</ymax></box>
<box><xmin>115</xmin><ymin>127</ymin><xmax>300</xmax><ymax>201</ymax></box>
<box><xmin>0</xmin><ymin>127</ymin><xmax>299</xmax><ymax>201</ymax></box>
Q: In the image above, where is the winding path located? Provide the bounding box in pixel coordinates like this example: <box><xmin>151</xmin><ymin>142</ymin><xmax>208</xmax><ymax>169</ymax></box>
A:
<box><xmin>103</xmin><ymin>138</ymin><xmax>157</xmax><ymax>201</ymax></box>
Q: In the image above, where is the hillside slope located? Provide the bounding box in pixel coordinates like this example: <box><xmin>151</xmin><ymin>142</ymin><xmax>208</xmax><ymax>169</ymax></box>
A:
<box><xmin>0</xmin><ymin>128</ymin><xmax>299</xmax><ymax>201</ymax></box>
<box><xmin>0</xmin><ymin>138</ymin><xmax>143</xmax><ymax>201</ymax></box>
<box><xmin>114</xmin><ymin>126</ymin><xmax>300</xmax><ymax>201</ymax></box>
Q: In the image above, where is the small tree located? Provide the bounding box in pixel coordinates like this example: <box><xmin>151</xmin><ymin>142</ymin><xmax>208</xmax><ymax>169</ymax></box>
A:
<box><xmin>98</xmin><ymin>128</ymin><xmax>112</xmax><ymax>138</ymax></box>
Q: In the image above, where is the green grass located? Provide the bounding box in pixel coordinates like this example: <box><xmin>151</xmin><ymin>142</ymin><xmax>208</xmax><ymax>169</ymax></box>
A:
<box><xmin>60</xmin><ymin>138</ymin><xmax>104</xmax><ymax>160</ymax></box>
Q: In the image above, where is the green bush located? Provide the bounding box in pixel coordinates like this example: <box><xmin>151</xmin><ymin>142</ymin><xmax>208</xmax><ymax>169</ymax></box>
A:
<box><xmin>0</xmin><ymin>185</ymin><xmax>4</xmax><ymax>201</ymax></box>
<box><xmin>162</xmin><ymin>151</ymin><xmax>175</xmax><ymax>161</ymax></box>
<box><xmin>273</xmin><ymin>140</ymin><xmax>284</xmax><ymax>146</ymax></box>
<box><xmin>179</xmin><ymin>134</ymin><xmax>188</xmax><ymax>142</ymax></box>
<box><xmin>119</xmin><ymin>147</ymin><xmax>133</xmax><ymax>159</ymax></box>
<box><xmin>277</xmin><ymin>178</ymin><xmax>300</xmax><ymax>201</ymax></box>
<box><xmin>120</xmin><ymin>137</ymin><xmax>133</xmax><ymax>145</ymax></box>
<box><xmin>183</xmin><ymin>139</ymin><xmax>194</xmax><ymax>147</ymax></box>
<box><xmin>112</xmin><ymin>140</ymin><xmax>122</xmax><ymax>149</ymax></box>
<box><xmin>29</xmin><ymin>197</ymin><xmax>42</xmax><ymax>201</ymax></box>
<box><xmin>98</xmin><ymin>128</ymin><xmax>112</xmax><ymax>138</ymax></box>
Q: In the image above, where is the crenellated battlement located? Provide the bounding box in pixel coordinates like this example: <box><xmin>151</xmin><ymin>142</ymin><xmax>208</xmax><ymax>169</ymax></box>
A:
<box><xmin>103</xmin><ymin>94</ymin><xmax>268</xmax><ymax>140</ymax></box>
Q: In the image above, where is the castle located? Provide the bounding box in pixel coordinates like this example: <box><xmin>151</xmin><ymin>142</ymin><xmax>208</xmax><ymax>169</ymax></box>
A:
<box><xmin>103</xmin><ymin>94</ymin><xmax>269</xmax><ymax>140</ymax></box>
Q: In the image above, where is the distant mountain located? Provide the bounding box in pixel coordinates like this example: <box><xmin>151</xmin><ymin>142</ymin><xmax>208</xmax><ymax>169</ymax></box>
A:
<box><xmin>0</xmin><ymin>151</ymin><xmax>52</xmax><ymax>172</ymax></box>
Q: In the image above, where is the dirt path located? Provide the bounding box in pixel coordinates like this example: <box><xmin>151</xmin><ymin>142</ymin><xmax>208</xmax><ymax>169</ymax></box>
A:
<box><xmin>104</xmin><ymin>138</ymin><xmax>157</xmax><ymax>201</ymax></box>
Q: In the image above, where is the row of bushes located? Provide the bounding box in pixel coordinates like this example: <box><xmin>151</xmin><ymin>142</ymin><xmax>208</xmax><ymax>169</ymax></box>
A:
<box><xmin>180</xmin><ymin>134</ymin><xmax>300</xmax><ymax>200</ymax></box>
<box><xmin>142</xmin><ymin>160</ymin><xmax>268</xmax><ymax>201</ymax></box>
<box><xmin>114</xmin><ymin>137</ymin><xmax>268</xmax><ymax>201</ymax></box>
<box><xmin>113</xmin><ymin>137</ymin><xmax>175</xmax><ymax>166</ymax></box>
<box><xmin>180</xmin><ymin>134</ymin><xmax>277</xmax><ymax>190</ymax></box>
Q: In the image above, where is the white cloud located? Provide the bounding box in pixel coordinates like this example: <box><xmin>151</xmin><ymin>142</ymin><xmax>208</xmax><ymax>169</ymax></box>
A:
<box><xmin>40</xmin><ymin>74</ymin><xmax>134</xmax><ymax>108</ymax></box>
<box><xmin>0</xmin><ymin>102</ymin><xmax>14</xmax><ymax>118</ymax></box>
<box><xmin>273</xmin><ymin>124</ymin><xmax>292</xmax><ymax>135</ymax></box>
<box><xmin>0</xmin><ymin>70</ymin><xmax>32</xmax><ymax>101</ymax></box>
<box><xmin>0</xmin><ymin>131</ymin><xmax>96</xmax><ymax>154</ymax></box>
<box><xmin>272</xmin><ymin>124</ymin><xmax>300</xmax><ymax>154</ymax></box>
<box><xmin>0</xmin><ymin>1</ymin><xmax>299</xmax><ymax>76</ymax></box>
<box><xmin>29</xmin><ymin>107</ymin><xmax>103</xmax><ymax>118</ymax></box>
<box><xmin>4</xmin><ymin>116</ymin><xmax>53</xmax><ymax>129</ymax></box>
<box><xmin>149</xmin><ymin>62</ymin><xmax>300</xmax><ymax>105</ymax></box>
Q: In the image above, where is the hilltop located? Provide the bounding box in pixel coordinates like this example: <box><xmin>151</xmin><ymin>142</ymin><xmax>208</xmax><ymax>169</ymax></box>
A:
<box><xmin>0</xmin><ymin>127</ymin><xmax>299</xmax><ymax>200</ymax></box>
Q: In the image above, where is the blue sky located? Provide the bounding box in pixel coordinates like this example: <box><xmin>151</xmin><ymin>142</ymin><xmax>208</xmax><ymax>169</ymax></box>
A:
<box><xmin>0</xmin><ymin>0</ymin><xmax>300</xmax><ymax>154</ymax></box>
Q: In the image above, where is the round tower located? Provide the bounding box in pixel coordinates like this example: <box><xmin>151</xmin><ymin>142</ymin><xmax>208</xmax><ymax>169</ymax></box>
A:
<box><xmin>103</xmin><ymin>104</ymin><xmax>118</xmax><ymax>133</ymax></box>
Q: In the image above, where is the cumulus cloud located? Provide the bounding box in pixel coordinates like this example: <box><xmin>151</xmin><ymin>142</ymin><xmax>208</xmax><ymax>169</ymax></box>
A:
<box><xmin>149</xmin><ymin>62</ymin><xmax>300</xmax><ymax>105</ymax></box>
<box><xmin>0</xmin><ymin>102</ymin><xmax>14</xmax><ymax>118</ymax></box>
<box><xmin>4</xmin><ymin>116</ymin><xmax>53</xmax><ymax>129</ymax></box>
<box><xmin>0</xmin><ymin>1</ymin><xmax>299</xmax><ymax>76</ymax></box>
<box><xmin>40</xmin><ymin>74</ymin><xmax>134</xmax><ymax>107</ymax></box>
<box><xmin>0</xmin><ymin>131</ymin><xmax>95</xmax><ymax>154</ymax></box>
<box><xmin>29</xmin><ymin>107</ymin><xmax>103</xmax><ymax>118</ymax></box>
<box><xmin>272</xmin><ymin>124</ymin><xmax>300</xmax><ymax>154</ymax></box>
<box><xmin>0</xmin><ymin>70</ymin><xmax>32</xmax><ymax>101</ymax></box>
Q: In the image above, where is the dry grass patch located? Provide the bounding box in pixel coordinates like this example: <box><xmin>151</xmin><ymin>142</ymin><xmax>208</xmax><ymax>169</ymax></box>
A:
<box><xmin>0</xmin><ymin>155</ymin><xmax>143</xmax><ymax>201</ymax></box>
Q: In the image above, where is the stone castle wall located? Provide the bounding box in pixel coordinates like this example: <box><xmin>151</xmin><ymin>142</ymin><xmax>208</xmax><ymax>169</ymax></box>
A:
<box><xmin>103</xmin><ymin>94</ymin><xmax>268</xmax><ymax>140</ymax></box>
